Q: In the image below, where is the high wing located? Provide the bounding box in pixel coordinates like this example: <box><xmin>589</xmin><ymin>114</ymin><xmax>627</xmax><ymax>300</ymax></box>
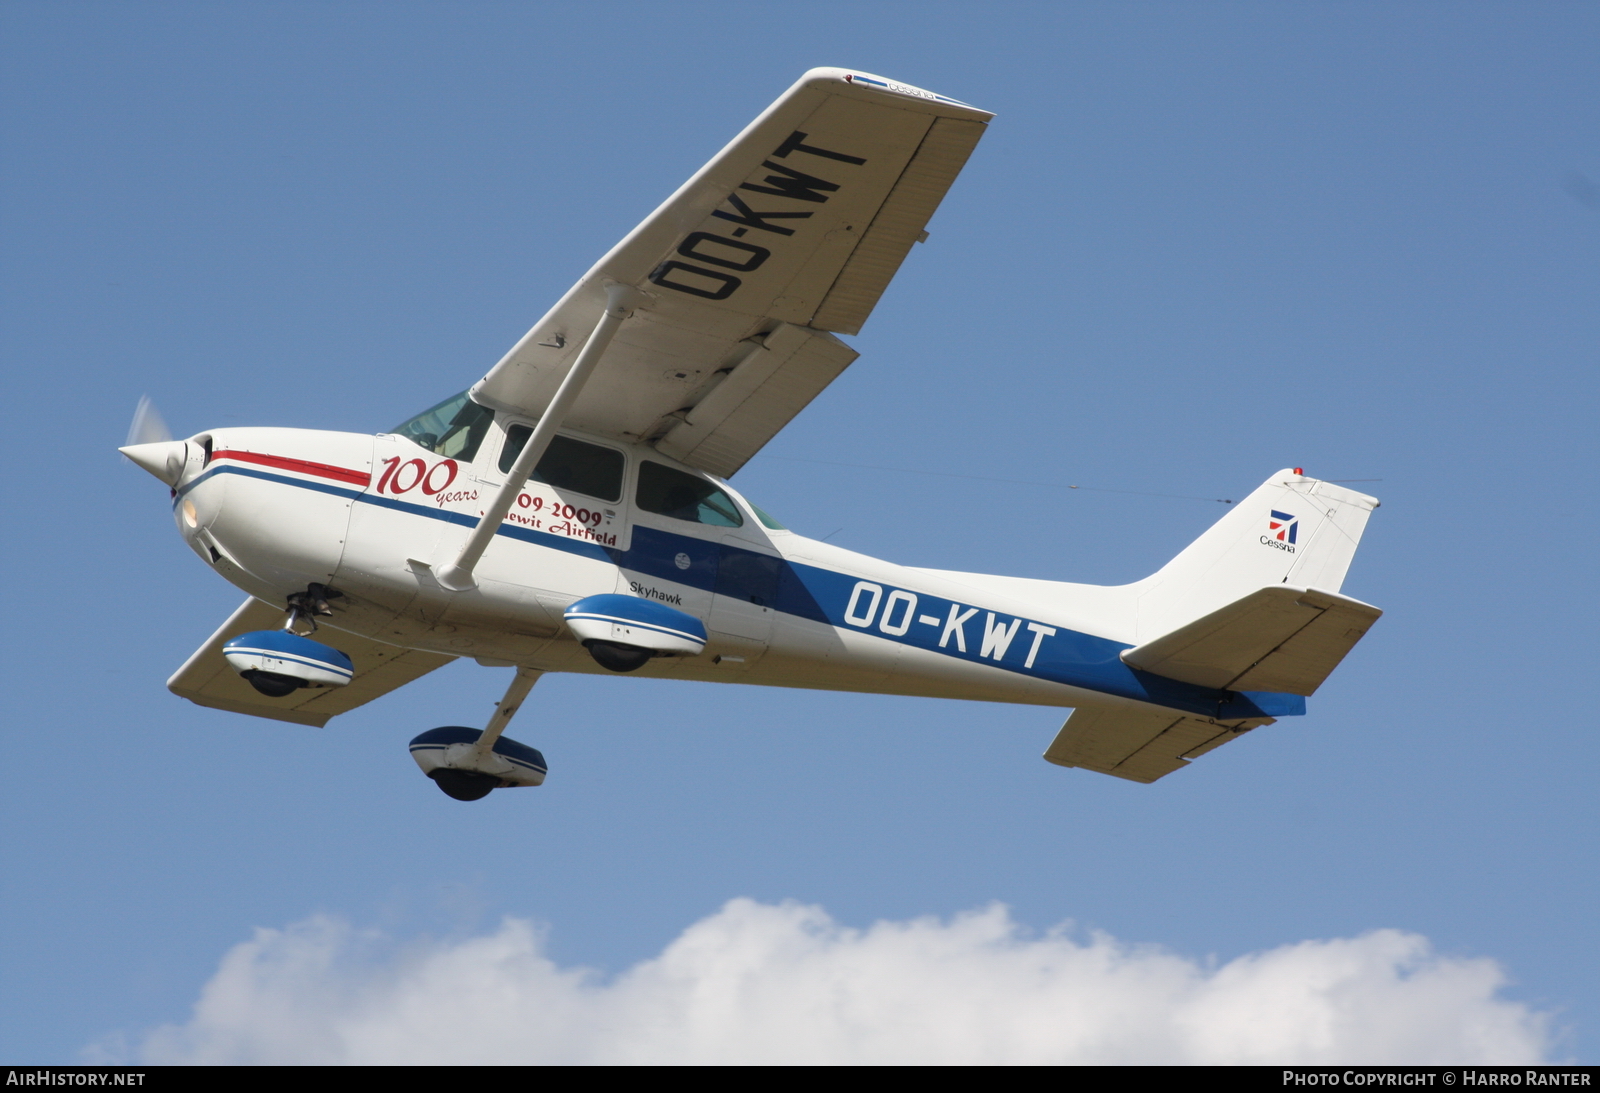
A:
<box><xmin>168</xmin><ymin>598</ymin><xmax>456</xmax><ymax>727</ymax></box>
<box><xmin>471</xmin><ymin>68</ymin><xmax>993</xmax><ymax>478</ymax></box>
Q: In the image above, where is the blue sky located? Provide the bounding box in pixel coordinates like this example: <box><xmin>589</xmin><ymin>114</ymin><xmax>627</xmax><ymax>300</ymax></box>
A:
<box><xmin>3</xmin><ymin>1</ymin><xmax>1595</xmax><ymax>1064</ymax></box>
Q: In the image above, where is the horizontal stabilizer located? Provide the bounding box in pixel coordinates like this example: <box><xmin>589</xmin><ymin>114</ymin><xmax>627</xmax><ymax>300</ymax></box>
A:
<box><xmin>1044</xmin><ymin>706</ymin><xmax>1273</xmax><ymax>784</ymax></box>
<box><xmin>169</xmin><ymin>598</ymin><xmax>456</xmax><ymax>727</ymax></box>
<box><xmin>1120</xmin><ymin>586</ymin><xmax>1381</xmax><ymax>696</ymax></box>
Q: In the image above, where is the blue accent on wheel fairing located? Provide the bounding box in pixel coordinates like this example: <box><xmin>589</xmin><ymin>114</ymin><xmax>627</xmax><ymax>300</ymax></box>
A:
<box><xmin>565</xmin><ymin>613</ymin><xmax>704</xmax><ymax>643</ymax></box>
<box><xmin>224</xmin><ymin>630</ymin><xmax>353</xmax><ymax>678</ymax></box>
<box><xmin>191</xmin><ymin>463</ymin><xmax>1306</xmax><ymax>720</ymax></box>
<box><xmin>564</xmin><ymin>594</ymin><xmax>708</xmax><ymax>645</ymax></box>
<box><xmin>408</xmin><ymin>726</ymin><xmax>548</xmax><ymax>774</ymax></box>
<box><xmin>225</xmin><ymin>646</ymin><xmax>353</xmax><ymax>676</ymax></box>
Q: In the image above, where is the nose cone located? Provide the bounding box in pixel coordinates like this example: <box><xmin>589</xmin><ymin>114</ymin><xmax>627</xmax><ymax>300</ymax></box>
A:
<box><xmin>120</xmin><ymin>440</ymin><xmax>189</xmax><ymax>486</ymax></box>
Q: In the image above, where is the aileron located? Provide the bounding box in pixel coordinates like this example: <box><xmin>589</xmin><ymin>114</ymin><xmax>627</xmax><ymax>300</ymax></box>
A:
<box><xmin>811</xmin><ymin>116</ymin><xmax>987</xmax><ymax>334</ymax></box>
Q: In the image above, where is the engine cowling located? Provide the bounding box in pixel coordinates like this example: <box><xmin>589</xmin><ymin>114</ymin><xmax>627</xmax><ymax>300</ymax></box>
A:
<box><xmin>563</xmin><ymin>594</ymin><xmax>707</xmax><ymax>672</ymax></box>
<box><xmin>222</xmin><ymin>630</ymin><xmax>353</xmax><ymax>696</ymax></box>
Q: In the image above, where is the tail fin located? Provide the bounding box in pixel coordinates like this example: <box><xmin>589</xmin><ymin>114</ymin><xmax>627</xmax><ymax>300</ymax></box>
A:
<box><xmin>1132</xmin><ymin>470</ymin><xmax>1379</xmax><ymax>642</ymax></box>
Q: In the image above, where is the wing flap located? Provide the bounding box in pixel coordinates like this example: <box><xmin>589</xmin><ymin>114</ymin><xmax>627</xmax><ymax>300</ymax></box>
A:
<box><xmin>653</xmin><ymin>322</ymin><xmax>858</xmax><ymax>477</ymax></box>
<box><xmin>168</xmin><ymin>598</ymin><xmax>456</xmax><ymax>727</ymax></box>
<box><xmin>1120</xmin><ymin>585</ymin><xmax>1382</xmax><ymax>696</ymax></box>
<box><xmin>1044</xmin><ymin>706</ymin><xmax>1272</xmax><ymax>784</ymax></box>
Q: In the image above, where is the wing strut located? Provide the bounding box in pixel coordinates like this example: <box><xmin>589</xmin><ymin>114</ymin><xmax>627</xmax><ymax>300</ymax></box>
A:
<box><xmin>437</xmin><ymin>283</ymin><xmax>643</xmax><ymax>591</ymax></box>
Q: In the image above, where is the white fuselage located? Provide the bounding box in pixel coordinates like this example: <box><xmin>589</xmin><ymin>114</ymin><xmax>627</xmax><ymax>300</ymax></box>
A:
<box><xmin>171</xmin><ymin>419</ymin><xmax>1279</xmax><ymax>722</ymax></box>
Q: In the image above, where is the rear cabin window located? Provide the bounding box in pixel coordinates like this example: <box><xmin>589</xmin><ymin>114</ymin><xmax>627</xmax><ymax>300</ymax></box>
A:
<box><xmin>751</xmin><ymin>504</ymin><xmax>787</xmax><ymax>530</ymax></box>
<box><xmin>636</xmin><ymin>461</ymin><xmax>743</xmax><ymax>528</ymax></box>
<box><xmin>391</xmin><ymin>391</ymin><xmax>495</xmax><ymax>462</ymax></box>
<box><xmin>499</xmin><ymin>427</ymin><xmax>625</xmax><ymax>502</ymax></box>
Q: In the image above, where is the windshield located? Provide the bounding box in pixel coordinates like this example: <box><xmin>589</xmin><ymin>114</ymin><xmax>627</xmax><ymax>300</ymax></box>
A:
<box><xmin>391</xmin><ymin>391</ymin><xmax>495</xmax><ymax>461</ymax></box>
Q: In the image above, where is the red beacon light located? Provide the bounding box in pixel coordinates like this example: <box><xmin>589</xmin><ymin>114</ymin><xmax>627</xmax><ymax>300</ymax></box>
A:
<box><xmin>1293</xmin><ymin>467</ymin><xmax>1304</xmax><ymax>476</ymax></box>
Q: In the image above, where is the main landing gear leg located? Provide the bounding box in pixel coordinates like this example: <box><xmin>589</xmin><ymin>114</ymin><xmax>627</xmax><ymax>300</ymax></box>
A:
<box><xmin>283</xmin><ymin>583</ymin><xmax>341</xmax><ymax>635</ymax></box>
<box><xmin>475</xmin><ymin>667</ymin><xmax>542</xmax><ymax>758</ymax></box>
<box><xmin>408</xmin><ymin>668</ymin><xmax>550</xmax><ymax>801</ymax></box>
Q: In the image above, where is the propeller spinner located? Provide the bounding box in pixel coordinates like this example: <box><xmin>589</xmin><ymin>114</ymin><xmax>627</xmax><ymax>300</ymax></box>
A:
<box><xmin>120</xmin><ymin>395</ymin><xmax>187</xmax><ymax>486</ymax></box>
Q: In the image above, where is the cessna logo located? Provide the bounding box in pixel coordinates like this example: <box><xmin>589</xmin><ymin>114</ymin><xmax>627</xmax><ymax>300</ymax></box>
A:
<box><xmin>648</xmin><ymin>131</ymin><xmax>867</xmax><ymax>302</ymax></box>
<box><xmin>1261</xmin><ymin>510</ymin><xmax>1298</xmax><ymax>552</ymax></box>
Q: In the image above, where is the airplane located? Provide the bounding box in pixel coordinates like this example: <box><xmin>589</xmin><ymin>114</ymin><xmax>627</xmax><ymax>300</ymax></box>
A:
<box><xmin>120</xmin><ymin>68</ymin><xmax>1382</xmax><ymax>801</ymax></box>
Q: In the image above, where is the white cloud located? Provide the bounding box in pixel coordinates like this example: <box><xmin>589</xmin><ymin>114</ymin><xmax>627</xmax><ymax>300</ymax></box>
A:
<box><xmin>123</xmin><ymin>900</ymin><xmax>1551</xmax><ymax>1065</ymax></box>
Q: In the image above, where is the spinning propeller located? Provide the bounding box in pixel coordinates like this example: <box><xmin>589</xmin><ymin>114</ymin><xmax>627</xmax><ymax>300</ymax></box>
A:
<box><xmin>125</xmin><ymin>395</ymin><xmax>172</xmax><ymax>448</ymax></box>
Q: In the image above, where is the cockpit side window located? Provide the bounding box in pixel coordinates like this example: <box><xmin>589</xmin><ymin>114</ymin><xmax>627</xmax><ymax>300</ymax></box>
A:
<box><xmin>750</xmin><ymin>504</ymin><xmax>787</xmax><ymax>530</ymax></box>
<box><xmin>499</xmin><ymin>427</ymin><xmax>625</xmax><ymax>502</ymax></box>
<box><xmin>391</xmin><ymin>391</ymin><xmax>495</xmax><ymax>461</ymax></box>
<box><xmin>636</xmin><ymin>461</ymin><xmax>744</xmax><ymax>528</ymax></box>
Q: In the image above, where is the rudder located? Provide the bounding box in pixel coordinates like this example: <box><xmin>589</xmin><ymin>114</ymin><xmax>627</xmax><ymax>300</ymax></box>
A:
<box><xmin>1132</xmin><ymin>469</ymin><xmax>1379</xmax><ymax>642</ymax></box>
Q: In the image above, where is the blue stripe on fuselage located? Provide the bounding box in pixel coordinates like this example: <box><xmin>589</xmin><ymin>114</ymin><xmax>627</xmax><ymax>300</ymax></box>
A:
<box><xmin>767</xmin><ymin>561</ymin><xmax>1300</xmax><ymax>720</ymax></box>
<box><xmin>182</xmin><ymin>464</ymin><xmax>1304</xmax><ymax>720</ymax></box>
<box><xmin>177</xmin><ymin>463</ymin><xmax>365</xmax><ymax>507</ymax></box>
